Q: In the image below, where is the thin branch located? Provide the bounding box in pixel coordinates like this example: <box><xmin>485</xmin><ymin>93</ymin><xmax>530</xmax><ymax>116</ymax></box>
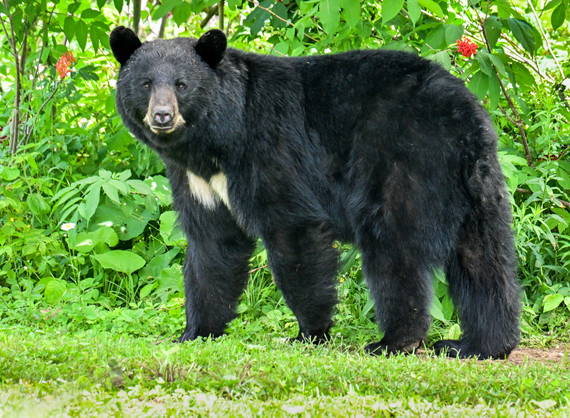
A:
<box><xmin>22</xmin><ymin>84</ymin><xmax>59</xmax><ymax>145</ymax></box>
<box><xmin>2</xmin><ymin>0</ymin><xmax>21</xmax><ymax>154</ymax></box>
<box><xmin>158</xmin><ymin>14</ymin><xmax>168</xmax><ymax>38</ymax></box>
<box><xmin>22</xmin><ymin>11</ymin><xmax>49</xmax><ymax>144</ymax></box>
<box><xmin>0</xmin><ymin>6</ymin><xmax>17</xmax><ymax>61</ymax></box>
<box><xmin>516</xmin><ymin>187</ymin><xmax>570</xmax><ymax>210</ymax></box>
<box><xmin>200</xmin><ymin>4</ymin><xmax>219</xmax><ymax>29</ymax></box>
<box><xmin>218</xmin><ymin>0</ymin><xmax>224</xmax><ymax>31</ymax></box>
<box><xmin>133</xmin><ymin>0</ymin><xmax>141</xmax><ymax>35</ymax></box>
<box><xmin>528</xmin><ymin>0</ymin><xmax>565</xmax><ymax>80</ymax></box>
<box><xmin>245</xmin><ymin>0</ymin><xmax>319</xmax><ymax>43</ymax></box>
<box><xmin>472</xmin><ymin>1</ymin><xmax>534</xmax><ymax>168</ymax></box>
<box><xmin>248</xmin><ymin>264</ymin><xmax>268</xmax><ymax>274</ymax></box>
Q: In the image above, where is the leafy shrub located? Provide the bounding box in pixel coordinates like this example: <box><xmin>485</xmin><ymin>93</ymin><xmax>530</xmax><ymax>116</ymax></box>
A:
<box><xmin>0</xmin><ymin>0</ymin><xmax>569</xmax><ymax>342</ymax></box>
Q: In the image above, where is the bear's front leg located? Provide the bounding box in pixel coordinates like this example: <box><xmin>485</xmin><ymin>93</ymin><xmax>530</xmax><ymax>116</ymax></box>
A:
<box><xmin>262</xmin><ymin>223</ymin><xmax>339</xmax><ymax>342</ymax></box>
<box><xmin>176</xmin><ymin>207</ymin><xmax>255</xmax><ymax>342</ymax></box>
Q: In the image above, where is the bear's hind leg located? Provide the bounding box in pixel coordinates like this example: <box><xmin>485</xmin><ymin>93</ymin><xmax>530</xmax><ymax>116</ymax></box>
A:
<box><xmin>360</xmin><ymin>244</ymin><xmax>433</xmax><ymax>356</ymax></box>
<box><xmin>432</xmin><ymin>156</ymin><xmax>520</xmax><ymax>360</ymax></box>
<box><xmin>263</xmin><ymin>224</ymin><xmax>339</xmax><ymax>343</ymax></box>
<box><xmin>433</xmin><ymin>217</ymin><xmax>520</xmax><ymax>359</ymax></box>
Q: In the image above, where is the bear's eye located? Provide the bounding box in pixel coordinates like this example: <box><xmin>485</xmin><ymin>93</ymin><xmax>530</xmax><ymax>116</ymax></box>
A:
<box><xmin>176</xmin><ymin>81</ymin><xmax>187</xmax><ymax>90</ymax></box>
<box><xmin>142</xmin><ymin>81</ymin><xmax>152</xmax><ymax>89</ymax></box>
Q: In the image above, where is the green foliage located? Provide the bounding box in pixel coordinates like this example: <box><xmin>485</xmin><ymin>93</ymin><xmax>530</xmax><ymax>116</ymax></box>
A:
<box><xmin>1</xmin><ymin>0</ymin><xmax>569</xmax><ymax>344</ymax></box>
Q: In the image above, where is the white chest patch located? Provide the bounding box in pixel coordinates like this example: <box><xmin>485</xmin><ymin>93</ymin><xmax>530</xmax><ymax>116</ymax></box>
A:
<box><xmin>186</xmin><ymin>171</ymin><xmax>230</xmax><ymax>209</ymax></box>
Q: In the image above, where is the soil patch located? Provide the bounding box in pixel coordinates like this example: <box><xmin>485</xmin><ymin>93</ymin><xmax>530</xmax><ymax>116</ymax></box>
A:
<box><xmin>507</xmin><ymin>346</ymin><xmax>569</xmax><ymax>365</ymax></box>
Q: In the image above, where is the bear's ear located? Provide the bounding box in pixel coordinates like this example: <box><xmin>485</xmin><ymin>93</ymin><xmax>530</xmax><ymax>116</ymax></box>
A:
<box><xmin>110</xmin><ymin>26</ymin><xmax>142</xmax><ymax>66</ymax></box>
<box><xmin>195</xmin><ymin>29</ymin><xmax>227</xmax><ymax>68</ymax></box>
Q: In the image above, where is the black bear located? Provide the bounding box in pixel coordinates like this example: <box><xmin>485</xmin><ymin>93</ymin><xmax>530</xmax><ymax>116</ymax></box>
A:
<box><xmin>110</xmin><ymin>26</ymin><xmax>520</xmax><ymax>359</ymax></box>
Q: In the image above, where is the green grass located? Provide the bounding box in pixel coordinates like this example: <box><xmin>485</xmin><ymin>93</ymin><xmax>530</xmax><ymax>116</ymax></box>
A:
<box><xmin>1</xmin><ymin>324</ymin><xmax>569</xmax><ymax>417</ymax></box>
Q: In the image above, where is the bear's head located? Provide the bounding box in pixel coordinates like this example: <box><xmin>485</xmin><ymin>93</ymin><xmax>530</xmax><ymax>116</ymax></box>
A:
<box><xmin>110</xmin><ymin>27</ymin><xmax>227</xmax><ymax>148</ymax></box>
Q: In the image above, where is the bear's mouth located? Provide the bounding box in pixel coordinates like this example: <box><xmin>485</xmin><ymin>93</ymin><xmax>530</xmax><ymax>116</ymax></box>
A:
<box><xmin>143</xmin><ymin>112</ymin><xmax>186</xmax><ymax>136</ymax></box>
<box><xmin>150</xmin><ymin>124</ymin><xmax>176</xmax><ymax>134</ymax></box>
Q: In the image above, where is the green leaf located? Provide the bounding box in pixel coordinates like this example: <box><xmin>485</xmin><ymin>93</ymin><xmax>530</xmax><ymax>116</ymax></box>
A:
<box><xmin>68</xmin><ymin>3</ymin><xmax>81</xmax><ymax>13</ymax></box>
<box><xmin>102</xmin><ymin>182</ymin><xmax>121</xmax><ymax>204</ymax></box>
<box><xmin>99</xmin><ymin>169</ymin><xmax>112</xmax><ymax>181</ymax></box>
<box><xmin>319</xmin><ymin>0</ymin><xmax>340</xmax><ymax>33</ymax></box>
<box><xmin>446</xmin><ymin>323</ymin><xmax>462</xmax><ymax>340</ymax></box>
<box><xmin>430</xmin><ymin>297</ymin><xmax>446</xmax><ymax>322</ymax></box>
<box><xmin>488</xmin><ymin>72</ymin><xmax>501</xmax><ymax>109</ymax></box>
<box><xmin>544</xmin><ymin>0</ymin><xmax>562</xmax><ymax>10</ymax></box>
<box><xmin>153</xmin><ymin>0</ymin><xmax>182</xmax><ymax>20</ymax></box>
<box><xmin>382</xmin><ymin>0</ymin><xmax>404</xmax><ymax>24</ymax></box>
<box><xmin>509</xmin><ymin>62</ymin><xmax>536</xmax><ymax>89</ymax></box>
<box><xmin>507</xmin><ymin>18</ymin><xmax>539</xmax><ymax>55</ymax></box>
<box><xmin>340</xmin><ymin>0</ymin><xmax>361</xmax><ymax>28</ymax></box>
<box><xmin>488</xmin><ymin>53</ymin><xmax>506</xmax><ymax>75</ymax></box>
<box><xmin>156</xmin><ymin>266</ymin><xmax>184</xmax><ymax>294</ymax></box>
<box><xmin>271</xmin><ymin>2</ymin><xmax>289</xmax><ymax>29</ymax></box>
<box><xmin>273</xmin><ymin>42</ymin><xmax>289</xmax><ymax>55</ymax></box>
<box><xmin>45</xmin><ymin>279</ymin><xmax>67</xmax><ymax>303</ymax></box>
<box><xmin>79</xmin><ymin>184</ymin><xmax>100</xmax><ymax>222</ymax></box>
<box><xmin>425</xmin><ymin>25</ymin><xmax>445</xmax><ymax>49</ymax></box>
<box><xmin>73</xmin><ymin>227</ymin><xmax>119</xmax><ymax>253</ymax></box>
<box><xmin>63</xmin><ymin>16</ymin><xmax>75</xmax><ymax>41</ymax></box>
<box><xmin>468</xmin><ymin>71</ymin><xmax>489</xmax><ymax>100</ymax></box>
<box><xmin>476</xmin><ymin>50</ymin><xmax>493</xmax><ymax>76</ymax></box>
<box><xmin>26</xmin><ymin>155</ymin><xmax>38</xmax><ymax>174</ymax></box>
<box><xmin>92</xmin><ymin>250</ymin><xmax>146</xmax><ymax>274</ymax></box>
<box><xmin>484</xmin><ymin>16</ymin><xmax>503</xmax><ymax>49</ymax></box>
<box><xmin>27</xmin><ymin>193</ymin><xmax>49</xmax><ymax>216</ymax></box>
<box><xmin>140</xmin><ymin>283</ymin><xmax>157</xmax><ymax>299</ymax></box>
<box><xmin>75</xmin><ymin>19</ymin><xmax>88</xmax><ymax>51</ymax></box>
<box><xmin>407</xmin><ymin>0</ymin><xmax>421</xmax><ymax>25</ymax></box>
<box><xmin>140</xmin><ymin>249</ymin><xmax>181</xmax><ymax>279</ymax></box>
<box><xmin>113</xmin><ymin>0</ymin><xmax>123</xmax><ymax>13</ymax></box>
<box><xmin>551</xmin><ymin>1</ymin><xmax>566</xmax><ymax>30</ymax></box>
<box><xmin>245</xmin><ymin>0</ymin><xmax>272</xmax><ymax>35</ymax></box>
<box><xmin>172</xmin><ymin>2</ymin><xmax>193</xmax><ymax>26</ymax></box>
<box><xmin>0</xmin><ymin>166</ymin><xmax>20</xmax><ymax>181</ymax></box>
<box><xmin>146</xmin><ymin>175</ymin><xmax>173</xmax><ymax>206</ymax></box>
<box><xmin>226</xmin><ymin>0</ymin><xmax>243</xmax><ymax>10</ymax></box>
<box><xmin>427</xmin><ymin>51</ymin><xmax>451</xmax><ymax>70</ymax></box>
<box><xmin>419</xmin><ymin>0</ymin><xmax>443</xmax><ymax>18</ymax></box>
<box><xmin>339</xmin><ymin>246</ymin><xmax>359</xmax><ymax>274</ymax></box>
<box><xmin>81</xmin><ymin>8</ymin><xmax>100</xmax><ymax>19</ymax></box>
<box><xmin>160</xmin><ymin>211</ymin><xmax>186</xmax><ymax>245</ymax></box>
<box><xmin>444</xmin><ymin>24</ymin><xmax>463</xmax><ymax>46</ymax></box>
<box><xmin>543</xmin><ymin>293</ymin><xmax>564</xmax><ymax>312</ymax></box>
<box><xmin>128</xmin><ymin>180</ymin><xmax>154</xmax><ymax>195</ymax></box>
<box><xmin>91</xmin><ymin>28</ymin><xmax>100</xmax><ymax>52</ymax></box>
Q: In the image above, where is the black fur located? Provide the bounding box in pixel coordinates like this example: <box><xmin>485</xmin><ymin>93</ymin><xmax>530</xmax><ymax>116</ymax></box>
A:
<box><xmin>110</xmin><ymin>27</ymin><xmax>521</xmax><ymax>359</ymax></box>
<box><xmin>110</xmin><ymin>26</ymin><xmax>142</xmax><ymax>66</ymax></box>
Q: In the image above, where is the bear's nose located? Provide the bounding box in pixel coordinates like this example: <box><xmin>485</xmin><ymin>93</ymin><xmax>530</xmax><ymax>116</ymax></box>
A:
<box><xmin>153</xmin><ymin>107</ymin><xmax>173</xmax><ymax>125</ymax></box>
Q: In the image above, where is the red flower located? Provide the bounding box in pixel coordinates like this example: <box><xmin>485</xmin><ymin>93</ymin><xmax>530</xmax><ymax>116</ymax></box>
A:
<box><xmin>457</xmin><ymin>37</ymin><xmax>478</xmax><ymax>58</ymax></box>
<box><xmin>56</xmin><ymin>51</ymin><xmax>76</xmax><ymax>80</ymax></box>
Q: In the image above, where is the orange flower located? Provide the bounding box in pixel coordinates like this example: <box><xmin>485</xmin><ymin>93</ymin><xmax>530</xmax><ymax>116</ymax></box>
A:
<box><xmin>56</xmin><ymin>51</ymin><xmax>76</xmax><ymax>80</ymax></box>
<box><xmin>457</xmin><ymin>37</ymin><xmax>478</xmax><ymax>58</ymax></box>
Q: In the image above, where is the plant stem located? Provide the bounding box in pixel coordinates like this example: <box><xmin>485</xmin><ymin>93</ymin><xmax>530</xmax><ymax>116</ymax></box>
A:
<box><xmin>476</xmin><ymin>7</ymin><xmax>534</xmax><ymax>168</ymax></box>
<box><xmin>219</xmin><ymin>0</ymin><xmax>224</xmax><ymax>31</ymax></box>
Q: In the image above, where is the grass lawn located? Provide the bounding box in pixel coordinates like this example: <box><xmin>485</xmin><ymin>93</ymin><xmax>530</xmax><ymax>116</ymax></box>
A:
<box><xmin>1</xmin><ymin>324</ymin><xmax>569</xmax><ymax>417</ymax></box>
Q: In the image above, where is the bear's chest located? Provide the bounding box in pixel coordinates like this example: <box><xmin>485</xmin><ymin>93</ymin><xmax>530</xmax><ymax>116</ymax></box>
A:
<box><xmin>186</xmin><ymin>171</ymin><xmax>230</xmax><ymax>209</ymax></box>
